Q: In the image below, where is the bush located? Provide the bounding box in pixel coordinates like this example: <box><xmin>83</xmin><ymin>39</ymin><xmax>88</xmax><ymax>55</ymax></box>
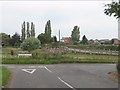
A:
<box><xmin>32</xmin><ymin>49</ymin><xmax>62</xmax><ymax>60</ymax></box>
<box><xmin>20</xmin><ymin>37</ymin><xmax>41</xmax><ymax>52</ymax></box>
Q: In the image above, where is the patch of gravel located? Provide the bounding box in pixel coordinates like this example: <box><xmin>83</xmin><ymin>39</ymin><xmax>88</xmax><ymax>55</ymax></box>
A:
<box><xmin>107</xmin><ymin>71</ymin><xmax>119</xmax><ymax>82</ymax></box>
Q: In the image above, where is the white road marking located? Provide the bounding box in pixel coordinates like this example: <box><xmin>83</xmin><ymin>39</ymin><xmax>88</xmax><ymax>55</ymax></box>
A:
<box><xmin>57</xmin><ymin>77</ymin><xmax>75</xmax><ymax>90</ymax></box>
<box><xmin>44</xmin><ymin>66</ymin><xmax>52</xmax><ymax>73</ymax></box>
<box><xmin>22</xmin><ymin>69</ymin><xmax>36</xmax><ymax>74</ymax></box>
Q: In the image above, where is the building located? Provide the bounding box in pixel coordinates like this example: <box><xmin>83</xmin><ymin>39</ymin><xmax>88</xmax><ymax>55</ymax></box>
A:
<box><xmin>99</xmin><ymin>39</ymin><xmax>111</xmax><ymax>45</ymax></box>
<box><xmin>111</xmin><ymin>38</ymin><xmax>120</xmax><ymax>45</ymax></box>
<box><xmin>61</xmin><ymin>37</ymin><xmax>72</xmax><ymax>44</ymax></box>
<box><xmin>88</xmin><ymin>39</ymin><xmax>111</xmax><ymax>45</ymax></box>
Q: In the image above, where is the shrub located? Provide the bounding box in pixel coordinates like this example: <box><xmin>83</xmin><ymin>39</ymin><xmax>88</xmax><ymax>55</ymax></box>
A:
<box><xmin>20</xmin><ymin>37</ymin><xmax>41</xmax><ymax>52</ymax></box>
<box><xmin>32</xmin><ymin>49</ymin><xmax>62</xmax><ymax>60</ymax></box>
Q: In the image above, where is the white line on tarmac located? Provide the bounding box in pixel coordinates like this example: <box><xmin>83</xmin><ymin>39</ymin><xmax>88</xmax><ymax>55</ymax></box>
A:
<box><xmin>22</xmin><ymin>69</ymin><xmax>36</xmax><ymax>74</ymax></box>
<box><xmin>57</xmin><ymin>77</ymin><xmax>76</xmax><ymax>90</ymax></box>
<box><xmin>44</xmin><ymin>66</ymin><xmax>52</xmax><ymax>73</ymax></box>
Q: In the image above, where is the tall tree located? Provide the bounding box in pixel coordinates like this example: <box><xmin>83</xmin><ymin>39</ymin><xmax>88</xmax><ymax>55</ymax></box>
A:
<box><xmin>0</xmin><ymin>33</ymin><xmax>11</xmax><ymax>46</ymax></box>
<box><xmin>45</xmin><ymin>20</ymin><xmax>52</xmax><ymax>38</ymax></box>
<box><xmin>81</xmin><ymin>35</ymin><xmax>88</xmax><ymax>45</ymax></box>
<box><xmin>21</xmin><ymin>21</ymin><xmax>26</xmax><ymax>41</ymax></box>
<box><xmin>71</xmin><ymin>26</ymin><xmax>80</xmax><ymax>42</ymax></box>
<box><xmin>27</xmin><ymin>22</ymin><xmax>30</xmax><ymax>38</ymax></box>
<box><xmin>31</xmin><ymin>22</ymin><xmax>35</xmax><ymax>37</ymax></box>
<box><xmin>10</xmin><ymin>32</ymin><xmax>21</xmax><ymax>47</ymax></box>
<box><xmin>104</xmin><ymin>1</ymin><xmax>120</xmax><ymax>73</ymax></box>
<box><xmin>53</xmin><ymin>36</ymin><xmax>57</xmax><ymax>42</ymax></box>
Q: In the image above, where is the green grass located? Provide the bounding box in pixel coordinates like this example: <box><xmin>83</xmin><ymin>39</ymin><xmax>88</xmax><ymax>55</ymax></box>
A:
<box><xmin>2</xmin><ymin>53</ymin><xmax>118</xmax><ymax>64</ymax></box>
<box><xmin>2</xmin><ymin>47</ymin><xmax>118</xmax><ymax>64</ymax></box>
<box><xmin>0</xmin><ymin>66</ymin><xmax>11</xmax><ymax>86</ymax></box>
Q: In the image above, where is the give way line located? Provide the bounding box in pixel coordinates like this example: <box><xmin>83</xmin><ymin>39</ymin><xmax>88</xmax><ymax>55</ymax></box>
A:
<box><xmin>21</xmin><ymin>66</ymin><xmax>76</xmax><ymax>90</ymax></box>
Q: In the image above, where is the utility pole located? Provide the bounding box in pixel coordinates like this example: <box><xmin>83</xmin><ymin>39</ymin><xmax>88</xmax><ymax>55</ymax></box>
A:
<box><xmin>59</xmin><ymin>30</ymin><xmax>60</xmax><ymax>48</ymax></box>
<box><xmin>59</xmin><ymin>30</ymin><xmax>60</xmax><ymax>42</ymax></box>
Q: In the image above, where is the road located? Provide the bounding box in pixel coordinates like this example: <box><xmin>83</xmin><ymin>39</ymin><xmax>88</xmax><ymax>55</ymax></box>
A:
<box><xmin>3</xmin><ymin>64</ymin><xmax>118</xmax><ymax>89</ymax></box>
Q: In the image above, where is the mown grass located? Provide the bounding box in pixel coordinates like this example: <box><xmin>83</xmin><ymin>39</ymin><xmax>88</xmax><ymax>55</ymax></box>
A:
<box><xmin>0</xmin><ymin>66</ymin><xmax>11</xmax><ymax>86</ymax></box>
<box><xmin>2</xmin><ymin>47</ymin><xmax>118</xmax><ymax>64</ymax></box>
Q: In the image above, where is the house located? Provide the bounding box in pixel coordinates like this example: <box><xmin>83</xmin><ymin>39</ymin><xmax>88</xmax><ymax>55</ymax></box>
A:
<box><xmin>99</xmin><ymin>39</ymin><xmax>111</xmax><ymax>45</ymax></box>
<box><xmin>61</xmin><ymin>37</ymin><xmax>72</xmax><ymax>44</ymax></box>
<box><xmin>88</xmin><ymin>39</ymin><xmax>94</xmax><ymax>45</ymax></box>
<box><xmin>111</xmin><ymin>38</ymin><xmax>120</xmax><ymax>45</ymax></box>
<box><xmin>88</xmin><ymin>39</ymin><xmax>111</xmax><ymax>45</ymax></box>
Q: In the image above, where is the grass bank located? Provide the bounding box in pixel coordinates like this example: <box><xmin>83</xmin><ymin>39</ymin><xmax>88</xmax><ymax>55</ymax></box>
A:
<box><xmin>0</xmin><ymin>66</ymin><xmax>11</xmax><ymax>86</ymax></box>
<box><xmin>2</xmin><ymin>47</ymin><xmax>118</xmax><ymax>64</ymax></box>
<box><xmin>2</xmin><ymin>53</ymin><xmax>118</xmax><ymax>64</ymax></box>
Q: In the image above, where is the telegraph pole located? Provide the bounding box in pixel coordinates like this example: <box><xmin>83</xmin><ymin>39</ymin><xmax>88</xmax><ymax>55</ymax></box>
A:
<box><xmin>59</xmin><ymin>30</ymin><xmax>60</xmax><ymax>48</ymax></box>
<box><xmin>59</xmin><ymin>30</ymin><xmax>60</xmax><ymax>42</ymax></box>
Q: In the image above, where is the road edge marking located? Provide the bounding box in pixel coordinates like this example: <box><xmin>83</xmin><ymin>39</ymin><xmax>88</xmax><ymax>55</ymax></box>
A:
<box><xmin>57</xmin><ymin>77</ymin><xmax>75</xmax><ymax>90</ymax></box>
<box><xmin>44</xmin><ymin>66</ymin><xmax>52</xmax><ymax>73</ymax></box>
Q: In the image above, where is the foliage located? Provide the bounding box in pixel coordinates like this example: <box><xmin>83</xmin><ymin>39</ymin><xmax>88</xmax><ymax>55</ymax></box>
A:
<box><xmin>0</xmin><ymin>33</ymin><xmax>11</xmax><ymax>46</ymax></box>
<box><xmin>9</xmin><ymin>32</ymin><xmax>21</xmax><ymax>47</ymax></box>
<box><xmin>81</xmin><ymin>35</ymin><xmax>88</xmax><ymax>45</ymax></box>
<box><xmin>2</xmin><ymin>47</ymin><xmax>118</xmax><ymax>64</ymax></box>
<box><xmin>32</xmin><ymin>50</ymin><xmax>62</xmax><ymax>60</ymax></box>
<box><xmin>45</xmin><ymin>20</ymin><xmax>52</xmax><ymax>38</ymax></box>
<box><xmin>104</xmin><ymin>1</ymin><xmax>120</xmax><ymax>19</ymax></box>
<box><xmin>37</xmin><ymin>33</ymin><xmax>50</xmax><ymax>44</ymax></box>
<box><xmin>104</xmin><ymin>1</ymin><xmax>120</xmax><ymax>73</ymax></box>
<box><xmin>31</xmin><ymin>22</ymin><xmax>35</xmax><ymax>37</ymax></box>
<box><xmin>71</xmin><ymin>26</ymin><xmax>80</xmax><ymax>42</ymax></box>
<box><xmin>20</xmin><ymin>37</ymin><xmax>41</xmax><ymax>52</ymax></box>
<box><xmin>21</xmin><ymin>21</ymin><xmax>26</xmax><ymax>41</ymax></box>
<box><xmin>21</xmin><ymin>21</ymin><xmax>36</xmax><ymax>41</ymax></box>
<box><xmin>52</xmin><ymin>36</ymin><xmax>57</xmax><ymax>42</ymax></box>
<box><xmin>37</xmin><ymin>20</ymin><xmax>53</xmax><ymax>44</ymax></box>
<box><xmin>73</xmin><ymin>41</ymin><xmax>80</xmax><ymax>45</ymax></box>
<box><xmin>2</xmin><ymin>51</ymin><xmax>117</xmax><ymax>64</ymax></box>
<box><xmin>26</xmin><ymin>22</ymin><xmax>30</xmax><ymax>38</ymax></box>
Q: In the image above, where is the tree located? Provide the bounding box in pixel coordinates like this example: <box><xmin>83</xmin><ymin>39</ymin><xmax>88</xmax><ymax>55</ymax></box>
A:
<box><xmin>53</xmin><ymin>36</ymin><xmax>57</xmax><ymax>42</ymax></box>
<box><xmin>37</xmin><ymin>33</ymin><xmax>47</xmax><ymax>44</ymax></box>
<box><xmin>45</xmin><ymin>20</ymin><xmax>52</xmax><ymax>38</ymax></box>
<box><xmin>20</xmin><ymin>37</ymin><xmax>41</xmax><ymax>52</ymax></box>
<box><xmin>26</xmin><ymin>22</ymin><xmax>30</xmax><ymax>38</ymax></box>
<box><xmin>104</xmin><ymin>1</ymin><xmax>120</xmax><ymax>73</ymax></box>
<box><xmin>81</xmin><ymin>35</ymin><xmax>88</xmax><ymax>45</ymax></box>
<box><xmin>0</xmin><ymin>33</ymin><xmax>11</xmax><ymax>46</ymax></box>
<box><xmin>71</xmin><ymin>26</ymin><xmax>80</xmax><ymax>42</ymax></box>
<box><xmin>10</xmin><ymin>32</ymin><xmax>21</xmax><ymax>47</ymax></box>
<box><xmin>104</xmin><ymin>1</ymin><xmax>120</xmax><ymax>19</ymax></box>
<box><xmin>21</xmin><ymin>21</ymin><xmax>26</xmax><ymax>41</ymax></box>
<box><xmin>31</xmin><ymin>22</ymin><xmax>35</xmax><ymax>37</ymax></box>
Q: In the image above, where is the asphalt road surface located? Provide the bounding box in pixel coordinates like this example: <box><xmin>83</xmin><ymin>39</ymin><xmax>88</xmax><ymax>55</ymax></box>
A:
<box><xmin>3</xmin><ymin>64</ymin><xmax>118</xmax><ymax>89</ymax></box>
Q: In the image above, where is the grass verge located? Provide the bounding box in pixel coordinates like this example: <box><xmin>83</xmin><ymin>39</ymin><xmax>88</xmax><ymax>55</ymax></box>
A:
<box><xmin>2</xmin><ymin>47</ymin><xmax>118</xmax><ymax>64</ymax></box>
<box><xmin>0</xmin><ymin>66</ymin><xmax>11</xmax><ymax>86</ymax></box>
<box><xmin>2</xmin><ymin>53</ymin><xmax>118</xmax><ymax>64</ymax></box>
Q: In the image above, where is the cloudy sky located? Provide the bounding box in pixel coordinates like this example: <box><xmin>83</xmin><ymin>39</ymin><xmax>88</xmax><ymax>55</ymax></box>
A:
<box><xmin>0</xmin><ymin>1</ymin><xmax>118</xmax><ymax>40</ymax></box>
